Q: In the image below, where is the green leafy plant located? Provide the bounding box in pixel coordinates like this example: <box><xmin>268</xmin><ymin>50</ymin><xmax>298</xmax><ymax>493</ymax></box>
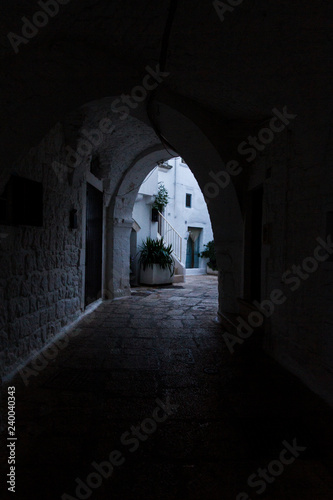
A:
<box><xmin>153</xmin><ymin>182</ymin><xmax>169</xmax><ymax>212</ymax></box>
<box><xmin>199</xmin><ymin>240</ymin><xmax>217</xmax><ymax>270</ymax></box>
<box><xmin>138</xmin><ymin>237</ymin><xmax>174</xmax><ymax>275</ymax></box>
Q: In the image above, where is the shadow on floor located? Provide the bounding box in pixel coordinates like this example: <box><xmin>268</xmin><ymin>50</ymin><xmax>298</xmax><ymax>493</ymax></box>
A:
<box><xmin>1</xmin><ymin>276</ymin><xmax>333</xmax><ymax>499</ymax></box>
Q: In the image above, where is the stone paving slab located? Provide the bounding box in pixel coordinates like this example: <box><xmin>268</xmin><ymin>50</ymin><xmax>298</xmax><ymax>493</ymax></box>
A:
<box><xmin>1</xmin><ymin>276</ymin><xmax>333</xmax><ymax>499</ymax></box>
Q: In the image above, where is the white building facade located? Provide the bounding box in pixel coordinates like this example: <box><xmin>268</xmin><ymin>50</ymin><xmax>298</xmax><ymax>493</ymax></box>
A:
<box><xmin>131</xmin><ymin>157</ymin><xmax>214</xmax><ymax>282</ymax></box>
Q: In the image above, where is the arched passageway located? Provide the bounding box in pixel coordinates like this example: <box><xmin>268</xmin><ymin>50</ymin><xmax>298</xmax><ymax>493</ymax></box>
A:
<box><xmin>0</xmin><ymin>89</ymin><xmax>244</xmax><ymax>376</ymax></box>
<box><xmin>102</xmin><ymin>90</ymin><xmax>245</xmax><ymax>319</ymax></box>
<box><xmin>2</xmin><ymin>81</ymin><xmax>333</xmax><ymax>412</ymax></box>
<box><xmin>1</xmin><ymin>2</ymin><xmax>333</xmax><ymax>497</ymax></box>
<box><xmin>1</xmin><ymin>90</ymin><xmax>333</xmax><ymax>500</ymax></box>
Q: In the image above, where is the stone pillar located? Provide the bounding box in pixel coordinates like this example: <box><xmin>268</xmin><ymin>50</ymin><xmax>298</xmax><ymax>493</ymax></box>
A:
<box><xmin>208</xmin><ymin>190</ymin><xmax>244</xmax><ymax>318</ymax></box>
<box><xmin>104</xmin><ymin>214</ymin><xmax>133</xmax><ymax>299</ymax></box>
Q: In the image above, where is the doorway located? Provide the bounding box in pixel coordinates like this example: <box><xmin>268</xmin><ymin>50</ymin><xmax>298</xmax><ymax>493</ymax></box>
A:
<box><xmin>85</xmin><ymin>183</ymin><xmax>103</xmax><ymax>307</ymax></box>
<box><xmin>186</xmin><ymin>227</ymin><xmax>202</xmax><ymax>268</ymax></box>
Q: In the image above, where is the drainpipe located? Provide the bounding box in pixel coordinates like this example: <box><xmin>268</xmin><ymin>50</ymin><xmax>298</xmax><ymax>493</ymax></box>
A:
<box><xmin>174</xmin><ymin>157</ymin><xmax>179</xmax><ymax>261</ymax></box>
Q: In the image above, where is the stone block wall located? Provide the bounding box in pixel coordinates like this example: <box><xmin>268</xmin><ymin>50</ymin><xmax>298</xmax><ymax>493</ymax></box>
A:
<box><xmin>0</xmin><ymin>124</ymin><xmax>84</xmax><ymax>378</ymax></box>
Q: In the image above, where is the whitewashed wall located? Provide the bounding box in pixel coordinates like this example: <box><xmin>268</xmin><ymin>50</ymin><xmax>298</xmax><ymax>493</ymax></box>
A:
<box><xmin>132</xmin><ymin>157</ymin><xmax>214</xmax><ymax>269</ymax></box>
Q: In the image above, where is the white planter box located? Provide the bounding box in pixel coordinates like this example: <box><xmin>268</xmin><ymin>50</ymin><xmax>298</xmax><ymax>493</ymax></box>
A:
<box><xmin>207</xmin><ymin>265</ymin><xmax>218</xmax><ymax>275</ymax></box>
<box><xmin>140</xmin><ymin>264</ymin><xmax>174</xmax><ymax>285</ymax></box>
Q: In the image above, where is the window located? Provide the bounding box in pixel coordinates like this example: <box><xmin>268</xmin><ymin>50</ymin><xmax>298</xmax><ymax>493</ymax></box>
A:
<box><xmin>0</xmin><ymin>175</ymin><xmax>43</xmax><ymax>227</ymax></box>
<box><xmin>90</xmin><ymin>155</ymin><xmax>103</xmax><ymax>179</ymax></box>
<box><xmin>185</xmin><ymin>193</ymin><xmax>192</xmax><ymax>208</ymax></box>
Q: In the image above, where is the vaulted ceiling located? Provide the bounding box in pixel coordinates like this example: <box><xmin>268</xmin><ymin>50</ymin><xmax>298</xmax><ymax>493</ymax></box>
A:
<box><xmin>0</xmin><ymin>0</ymin><xmax>332</xmax><ymax>177</ymax></box>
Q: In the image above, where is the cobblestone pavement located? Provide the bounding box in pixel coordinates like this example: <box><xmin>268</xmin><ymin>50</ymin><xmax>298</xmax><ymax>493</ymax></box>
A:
<box><xmin>1</xmin><ymin>275</ymin><xmax>333</xmax><ymax>499</ymax></box>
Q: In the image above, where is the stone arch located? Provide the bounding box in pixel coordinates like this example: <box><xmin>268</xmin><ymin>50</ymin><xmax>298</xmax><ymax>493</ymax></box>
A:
<box><xmin>104</xmin><ymin>145</ymin><xmax>176</xmax><ymax>299</ymax></box>
<box><xmin>6</xmin><ymin>89</ymin><xmax>245</xmax><ymax>320</ymax></box>
<box><xmin>101</xmin><ymin>89</ymin><xmax>245</xmax><ymax>317</ymax></box>
<box><xmin>146</xmin><ymin>90</ymin><xmax>245</xmax><ymax>316</ymax></box>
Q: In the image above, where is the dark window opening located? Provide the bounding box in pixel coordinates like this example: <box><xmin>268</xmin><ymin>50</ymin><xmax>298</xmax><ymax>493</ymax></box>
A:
<box><xmin>90</xmin><ymin>155</ymin><xmax>103</xmax><ymax>179</ymax></box>
<box><xmin>186</xmin><ymin>193</ymin><xmax>192</xmax><ymax>208</ymax></box>
<box><xmin>0</xmin><ymin>175</ymin><xmax>43</xmax><ymax>227</ymax></box>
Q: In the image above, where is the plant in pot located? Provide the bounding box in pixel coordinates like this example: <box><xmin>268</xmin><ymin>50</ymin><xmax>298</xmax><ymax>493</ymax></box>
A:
<box><xmin>153</xmin><ymin>182</ymin><xmax>169</xmax><ymax>212</ymax></box>
<box><xmin>152</xmin><ymin>182</ymin><xmax>169</xmax><ymax>221</ymax></box>
<box><xmin>139</xmin><ymin>237</ymin><xmax>175</xmax><ymax>285</ymax></box>
<box><xmin>199</xmin><ymin>240</ymin><xmax>218</xmax><ymax>275</ymax></box>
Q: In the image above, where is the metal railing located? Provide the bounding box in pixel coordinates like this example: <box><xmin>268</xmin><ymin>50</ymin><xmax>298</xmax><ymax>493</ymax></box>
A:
<box><xmin>157</xmin><ymin>211</ymin><xmax>183</xmax><ymax>262</ymax></box>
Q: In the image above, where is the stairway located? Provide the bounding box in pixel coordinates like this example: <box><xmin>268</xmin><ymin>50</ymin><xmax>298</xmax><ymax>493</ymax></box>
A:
<box><xmin>157</xmin><ymin>211</ymin><xmax>185</xmax><ymax>283</ymax></box>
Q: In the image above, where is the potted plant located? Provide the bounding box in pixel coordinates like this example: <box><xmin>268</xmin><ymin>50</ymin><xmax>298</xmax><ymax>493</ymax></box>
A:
<box><xmin>152</xmin><ymin>182</ymin><xmax>169</xmax><ymax>213</ymax></box>
<box><xmin>139</xmin><ymin>237</ymin><xmax>175</xmax><ymax>285</ymax></box>
<box><xmin>199</xmin><ymin>240</ymin><xmax>218</xmax><ymax>275</ymax></box>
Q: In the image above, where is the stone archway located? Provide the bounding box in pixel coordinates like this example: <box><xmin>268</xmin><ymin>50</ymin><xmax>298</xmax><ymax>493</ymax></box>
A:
<box><xmin>98</xmin><ymin>89</ymin><xmax>245</xmax><ymax>320</ymax></box>
<box><xmin>145</xmin><ymin>90</ymin><xmax>245</xmax><ymax>317</ymax></box>
<box><xmin>0</xmin><ymin>89</ymin><xmax>246</xmax><ymax>378</ymax></box>
<box><xmin>103</xmin><ymin>145</ymin><xmax>176</xmax><ymax>299</ymax></box>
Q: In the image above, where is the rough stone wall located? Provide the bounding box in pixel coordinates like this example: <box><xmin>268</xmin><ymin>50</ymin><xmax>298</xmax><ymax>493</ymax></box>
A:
<box><xmin>0</xmin><ymin>101</ymin><xmax>167</xmax><ymax>379</ymax></box>
<box><xmin>0</xmin><ymin>124</ymin><xmax>84</xmax><ymax>378</ymax></box>
<box><xmin>249</xmin><ymin>123</ymin><xmax>333</xmax><ymax>406</ymax></box>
